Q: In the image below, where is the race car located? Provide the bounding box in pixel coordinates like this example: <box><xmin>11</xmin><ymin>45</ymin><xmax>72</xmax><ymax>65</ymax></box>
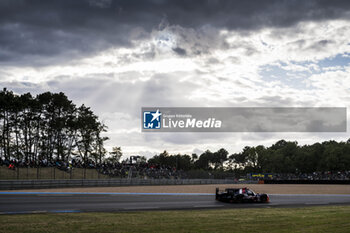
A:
<box><xmin>215</xmin><ymin>187</ymin><xmax>269</xmax><ymax>203</ymax></box>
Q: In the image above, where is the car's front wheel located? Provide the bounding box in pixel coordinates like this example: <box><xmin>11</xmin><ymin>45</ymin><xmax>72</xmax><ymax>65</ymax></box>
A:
<box><xmin>235</xmin><ymin>195</ymin><xmax>244</xmax><ymax>203</ymax></box>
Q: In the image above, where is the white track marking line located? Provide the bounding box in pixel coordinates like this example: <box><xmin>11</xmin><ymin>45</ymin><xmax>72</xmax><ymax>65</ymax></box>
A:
<box><xmin>193</xmin><ymin>205</ymin><xmax>224</xmax><ymax>208</ymax></box>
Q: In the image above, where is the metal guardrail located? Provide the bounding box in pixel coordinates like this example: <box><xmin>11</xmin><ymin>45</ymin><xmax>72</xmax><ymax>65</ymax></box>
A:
<box><xmin>263</xmin><ymin>179</ymin><xmax>350</xmax><ymax>184</ymax></box>
<box><xmin>0</xmin><ymin>178</ymin><xmax>245</xmax><ymax>190</ymax></box>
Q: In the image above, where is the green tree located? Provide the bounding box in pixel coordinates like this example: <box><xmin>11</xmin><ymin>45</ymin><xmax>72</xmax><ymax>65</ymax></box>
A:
<box><xmin>211</xmin><ymin>148</ymin><xmax>228</xmax><ymax>170</ymax></box>
<box><xmin>195</xmin><ymin>150</ymin><xmax>213</xmax><ymax>170</ymax></box>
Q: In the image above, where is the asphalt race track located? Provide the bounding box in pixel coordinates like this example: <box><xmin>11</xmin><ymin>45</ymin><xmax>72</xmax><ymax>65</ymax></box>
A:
<box><xmin>1</xmin><ymin>192</ymin><xmax>350</xmax><ymax>214</ymax></box>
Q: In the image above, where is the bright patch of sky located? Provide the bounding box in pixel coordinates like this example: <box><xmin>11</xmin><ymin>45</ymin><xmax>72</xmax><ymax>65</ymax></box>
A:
<box><xmin>259</xmin><ymin>53</ymin><xmax>350</xmax><ymax>90</ymax></box>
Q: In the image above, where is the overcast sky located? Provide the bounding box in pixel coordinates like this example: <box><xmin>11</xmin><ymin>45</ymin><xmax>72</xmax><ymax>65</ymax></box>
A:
<box><xmin>1</xmin><ymin>0</ymin><xmax>350</xmax><ymax>158</ymax></box>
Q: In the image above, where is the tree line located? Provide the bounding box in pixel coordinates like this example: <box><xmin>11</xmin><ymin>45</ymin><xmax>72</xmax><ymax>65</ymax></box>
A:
<box><xmin>148</xmin><ymin>139</ymin><xmax>350</xmax><ymax>174</ymax></box>
<box><xmin>0</xmin><ymin>88</ymin><xmax>108</xmax><ymax>165</ymax></box>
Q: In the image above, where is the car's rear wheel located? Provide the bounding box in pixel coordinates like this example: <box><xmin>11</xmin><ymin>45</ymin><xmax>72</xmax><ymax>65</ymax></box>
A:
<box><xmin>260</xmin><ymin>195</ymin><xmax>267</xmax><ymax>203</ymax></box>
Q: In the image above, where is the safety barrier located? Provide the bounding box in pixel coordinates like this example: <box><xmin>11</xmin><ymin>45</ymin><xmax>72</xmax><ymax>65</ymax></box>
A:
<box><xmin>0</xmin><ymin>178</ymin><xmax>245</xmax><ymax>190</ymax></box>
<box><xmin>263</xmin><ymin>179</ymin><xmax>350</xmax><ymax>184</ymax></box>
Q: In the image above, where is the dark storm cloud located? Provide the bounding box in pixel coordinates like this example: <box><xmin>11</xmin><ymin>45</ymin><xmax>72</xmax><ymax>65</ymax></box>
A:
<box><xmin>172</xmin><ymin>47</ymin><xmax>186</xmax><ymax>56</ymax></box>
<box><xmin>1</xmin><ymin>0</ymin><xmax>350</xmax><ymax>66</ymax></box>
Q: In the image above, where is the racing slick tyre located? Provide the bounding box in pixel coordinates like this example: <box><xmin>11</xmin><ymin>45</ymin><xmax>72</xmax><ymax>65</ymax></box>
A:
<box><xmin>236</xmin><ymin>195</ymin><xmax>244</xmax><ymax>203</ymax></box>
<box><xmin>260</xmin><ymin>195</ymin><xmax>268</xmax><ymax>203</ymax></box>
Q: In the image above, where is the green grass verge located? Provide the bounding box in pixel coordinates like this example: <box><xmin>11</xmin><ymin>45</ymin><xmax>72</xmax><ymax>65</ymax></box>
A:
<box><xmin>1</xmin><ymin>206</ymin><xmax>350</xmax><ymax>233</ymax></box>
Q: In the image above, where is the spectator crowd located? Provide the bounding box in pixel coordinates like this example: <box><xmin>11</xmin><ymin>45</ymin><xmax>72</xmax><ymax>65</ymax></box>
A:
<box><xmin>2</xmin><ymin>157</ymin><xmax>350</xmax><ymax>180</ymax></box>
<box><xmin>0</xmin><ymin>157</ymin><xmax>186</xmax><ymax>179</ymax></box>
